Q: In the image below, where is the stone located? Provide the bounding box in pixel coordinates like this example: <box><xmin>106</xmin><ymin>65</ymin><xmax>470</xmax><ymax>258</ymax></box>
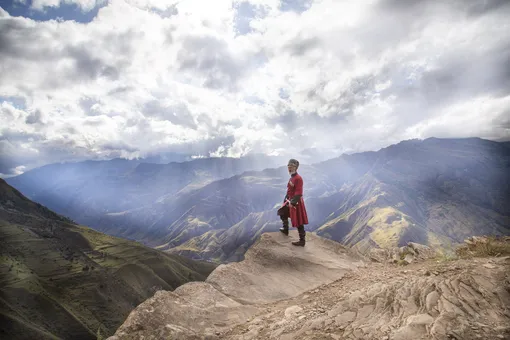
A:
<box><xmin>369</xmin><ymin>248</ymin><xmax>389</xmax><ymax>263</ymax></box>
<box><xmin>403</xmin><ymin>254</ymin><xmax>414</xmax><ymax>264</ymax></box>
<box><xmin>406</xmin><ymin>313</ymin><xmax>434</xmax><ymax>326</ymax></box>
<box><xmin>335</xmin><ymin>311</ymin><xmax>356</xmax><ymax>326</ymax></box>
<box><xmin>285</xmin><ymin>305</ymin><xmax>303</xmax><ymax>318</ymax></box>
<box><xmin>356</xmin><ymin>305</ymin><xmax>375</xmax><ymax>320</ymax></box>
<box><xmin>472</xmin><ymin>236</ymin><xmax>488</xmax><ymax>244</ymax></box>
<box><xmin>309</xmin><ymin>319</ymin><xmax>324</xmax><ymax>330</ymax></box>
<box><xmin>353</xmin><ymin>328</ymin><xmax>367</xmax><ymax>338</ymax></box>
<box><xmin>426</xmin><ymin>291</ymin><xmax>440</xmax><ymax>312</ymax></box>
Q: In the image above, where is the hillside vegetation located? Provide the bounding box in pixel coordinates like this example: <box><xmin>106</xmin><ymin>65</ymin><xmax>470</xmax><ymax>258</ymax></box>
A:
<box><xmin>0</xmin><ymin>179</ymin><xmax>217</xmax><ymax>340</ymax></box>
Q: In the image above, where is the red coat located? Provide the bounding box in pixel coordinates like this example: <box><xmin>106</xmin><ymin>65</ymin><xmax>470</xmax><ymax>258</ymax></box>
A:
<box><xmin>285</xmin><ymin>173</ymin><xmax>308</xmax><ymax>227</ymax></box>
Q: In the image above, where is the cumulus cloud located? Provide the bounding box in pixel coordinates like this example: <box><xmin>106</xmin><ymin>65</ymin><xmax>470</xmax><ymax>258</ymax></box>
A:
<box><xmin>1</xmin><ymin>0</ymin><xmax>509</xmax><ymax>176</ymax></box>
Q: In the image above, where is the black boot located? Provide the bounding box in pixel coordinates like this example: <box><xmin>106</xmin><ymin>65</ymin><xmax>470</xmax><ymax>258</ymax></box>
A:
<box><xmin>292</xmin><ymin>225</ymin><xmax>305</xmax><ymax>246</ymax></box>
<box><xmin>279</xmin><ymin>220</ymin><xmax>289</xmax><ymax>236</ymax></box>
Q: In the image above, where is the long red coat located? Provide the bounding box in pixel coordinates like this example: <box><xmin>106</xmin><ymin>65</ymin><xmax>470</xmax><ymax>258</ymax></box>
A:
<box><xmin>285</xmin><ymin>173</ymin><xmax>308</xmax><ymax>227</ymax></box>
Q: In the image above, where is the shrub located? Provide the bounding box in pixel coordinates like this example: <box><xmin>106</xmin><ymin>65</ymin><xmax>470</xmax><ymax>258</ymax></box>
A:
<box><xmin>456</xmin><ymin>236</ymin><xmax>510</xmax><ymax>258</ymax></box>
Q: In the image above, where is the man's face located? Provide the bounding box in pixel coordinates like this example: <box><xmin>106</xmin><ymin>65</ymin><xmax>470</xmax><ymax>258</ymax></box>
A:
<box><xmin>288</xmin><ymin>165</ymin><xmax>296</xmax><ymax>173</ymax></box>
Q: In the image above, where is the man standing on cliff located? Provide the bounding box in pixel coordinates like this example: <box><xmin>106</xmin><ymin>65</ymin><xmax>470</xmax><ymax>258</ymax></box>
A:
<box><xmin>277</xmin><ymin>158</ymin><xmax>308</xmax><ymax>246</ymax></box>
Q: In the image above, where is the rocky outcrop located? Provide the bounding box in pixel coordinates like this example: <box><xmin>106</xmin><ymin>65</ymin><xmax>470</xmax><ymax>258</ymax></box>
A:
<box><xmin>108</xmin><ymin>233</ymin><xmax>510</xmax><ymax>340</ymax></box>
<box><xmin>222</xmin><ymin>256</ymin><xmax>510</xmax><ymax>340</ymax></box>
<box><xmin>106</xmin><ymin>282</ymin><xmax>259</xmax><ymax>339</ymax></box>
<box><xmin>206</xmin><ymin>232</ymin><xmax>366</xmax><ymax>305</ymax></box>
<box><xmin>107</xmin><ymin>232</ymin><xmax>366</xmax><ymax>339</ymax></box>
<box><xmin>456</xmin><ymin>235</ymin><xmax>510</xmax><ymax>258</ymax></box>
<box><xmin>368</xmin><ymin>241</ymin><xmax>439</xmax><ymax>265</ymax></box>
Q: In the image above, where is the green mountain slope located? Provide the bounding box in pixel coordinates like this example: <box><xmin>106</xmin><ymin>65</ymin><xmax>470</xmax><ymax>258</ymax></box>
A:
<box><xmin>165</xmin><ymin>210</ymin><xmax>281</xmax><ymax>263</ymax></box>
<box><xmin>0</xmin><ymin>179</ymin><xmax>217</xmax><ymax>340</ymax></box>
<box><xmin>316</xmin><ymin>138</ymin><xmax>510</xmax><ymax>251</ymax></box>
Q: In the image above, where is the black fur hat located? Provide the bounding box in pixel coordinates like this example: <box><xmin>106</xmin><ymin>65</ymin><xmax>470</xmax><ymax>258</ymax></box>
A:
<box><xmin>287</xmin><ymin>158</ymin><xmax>299</xmax><ymax>168</ymax></box>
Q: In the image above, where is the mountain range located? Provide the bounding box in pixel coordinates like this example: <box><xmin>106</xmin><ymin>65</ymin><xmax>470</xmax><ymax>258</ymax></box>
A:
<box><xmin>0</xmin><ymin>178</ymin><xmax>216</xmax><ymax>340</ymax></box>
<box><xmin>5</xmin><ymin>137</ymin><xmax>510</xmax><ymax>263</ymax></box>
<box><xmin>5</xmin><ymin>153</ymin><xmax>286</xmax><ymax>237</ymax></box>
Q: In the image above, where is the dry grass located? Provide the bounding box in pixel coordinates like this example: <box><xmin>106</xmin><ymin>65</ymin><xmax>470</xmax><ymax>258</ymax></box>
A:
<box><xmin>434</xmin><ymin>251</ymin><xmax>459</xmax><ymax>263</ymax></box>
<box><xmin>455</xmin><ymin>236</ymin><xmax>510</xmax><ymax>258</ymax></box>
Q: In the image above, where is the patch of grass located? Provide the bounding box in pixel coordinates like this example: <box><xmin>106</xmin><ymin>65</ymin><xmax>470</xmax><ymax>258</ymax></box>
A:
<box><xmin>435</xmin><ymin>251</ymin><xmax>459</xmax><ymax>262</ymax></box>
<box><xmin>399</xmin><ymin>247</ymin><xmax>414</xmax><ymax>260</ymax></box>
<box><xmin>426</xmin><ymin>232</ymin><xmax>455</xmax><ymax>250</ymax></box>
<box><xmin>367</xmin><ymin>207</ymin><xmax>412</xmax><ymax>248</ymax></box>
<box><xmin>455</xmin><ymin>236</ymin><xmax>510</xmax><ymax>258</ymax></box>
<box><xmin>96</xmin><ymin>327</ymin><xmax>104</xmax><ymax>340</ymax></box>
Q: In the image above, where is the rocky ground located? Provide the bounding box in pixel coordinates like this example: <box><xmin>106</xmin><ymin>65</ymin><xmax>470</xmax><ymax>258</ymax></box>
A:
<box><xmin>107</xmin><ymin>234</ymin><xmax>510</xmax><ymax>340</ymax></box>
<box><xmin>221</xmin><ymin>256</ymin><xmax>510</xmax><ymax>340</ymax></box>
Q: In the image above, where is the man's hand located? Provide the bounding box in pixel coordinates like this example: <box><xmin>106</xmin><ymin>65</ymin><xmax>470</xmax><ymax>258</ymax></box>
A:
<box><xmin>290</xmin><ymin>194</ymin><xmax>301</xmax><ymax>207</ymax></box>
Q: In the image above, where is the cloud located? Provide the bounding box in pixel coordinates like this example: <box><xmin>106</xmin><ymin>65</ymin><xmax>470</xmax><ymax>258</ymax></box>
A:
<box><xmin>25</xmin><ymin>109</ymin><xmax>45</xmax><ymax>125</ymax></box>
<box><xmin>176</xmin><ymin>34</ymin><xmax>247</xmax><ymax>91</ymax></box>
<box><xmin>142</xmin><ymin>100</ymin><xmax>198</xmax><ymax>129</ymax></box>
<box><xmin>234</xmin><ymin>1</ymin><xmax>268</xmax><ymax>35</ymax></box>
<box><xmin>30</xmin><ymin>0</ymin><xmax>107</xmax><ymax>12</ymax></box>
<box><xmin>1</xmin><ymin>0</ymin><xmax>509</xmax><ymax>176</ymax></box>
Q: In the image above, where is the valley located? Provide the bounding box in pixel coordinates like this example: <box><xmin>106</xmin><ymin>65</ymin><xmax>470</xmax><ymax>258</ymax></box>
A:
<box><xmin>6</xmin><ymin>138</ymin><xmax>510</xmax><ymax>263</ymax></box>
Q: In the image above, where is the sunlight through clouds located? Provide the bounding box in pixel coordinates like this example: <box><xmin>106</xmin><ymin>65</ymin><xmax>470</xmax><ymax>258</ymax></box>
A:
<box><xmin>1</xmin><ymin>0</ymin><xmax>509</xmax><ymax>175</ymax></box>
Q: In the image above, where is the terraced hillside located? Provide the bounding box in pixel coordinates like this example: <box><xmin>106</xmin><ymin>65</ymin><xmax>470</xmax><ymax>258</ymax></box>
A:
<box><xmin>0</xmin><ymin>179</ymin><xmax>217</xmax><ymax>340</ymax></box>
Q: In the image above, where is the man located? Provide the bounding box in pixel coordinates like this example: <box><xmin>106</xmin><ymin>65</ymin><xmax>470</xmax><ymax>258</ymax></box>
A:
<box><xmin>277</xmin><ymin>158</ymin><xmax>308</xmax><ymax>246</ymax></box>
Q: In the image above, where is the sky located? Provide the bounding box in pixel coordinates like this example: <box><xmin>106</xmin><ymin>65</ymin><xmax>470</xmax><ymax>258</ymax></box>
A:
<box><xmin>1</xmin><ymin>0</ymin><xmax>510</xmax><ymax>177</ymax></box>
